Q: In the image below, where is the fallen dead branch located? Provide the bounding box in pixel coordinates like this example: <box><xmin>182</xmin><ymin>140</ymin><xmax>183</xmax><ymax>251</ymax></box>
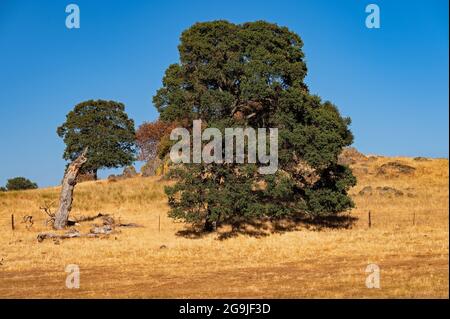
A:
<box><xmin>78</xmin><ymin>213</ymin><xmax>143</xmax><ymax>228</ymax></box>
<box><xmin>74</xmin><ymin>212</ymin><xmax>110</xmax><ymax>223</ymax></box>
<box><xmin>116</xmin><ymin>222</ymin><xmax>144</xmax><ymax>228</ymax></box>
<box><xmin>37</xmin><ymin>229</ymin><xmax>100</xmax><ymax>243</ymax></box>
<box><xmin>90</xmin><ymin>225</ymin><xmax>114</xmax><ymax>234</ymax></box>
<box><xmin>36</xmin><ymin>212</ymin><xmax>143</xmax><ymax>243</ymax></box>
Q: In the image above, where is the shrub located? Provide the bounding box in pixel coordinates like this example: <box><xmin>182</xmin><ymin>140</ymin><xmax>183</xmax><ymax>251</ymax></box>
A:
<box><xmin>6</xmin><ymin>177</ymin><xmax>38</xmax><ymax>191</ymax></box>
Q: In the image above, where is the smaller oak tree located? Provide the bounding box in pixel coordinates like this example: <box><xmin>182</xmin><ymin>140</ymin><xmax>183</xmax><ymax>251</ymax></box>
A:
<box><xmin>57</xmin><ymin>100</ymin><xmax>136</xmax><ymax>179</ymax></box>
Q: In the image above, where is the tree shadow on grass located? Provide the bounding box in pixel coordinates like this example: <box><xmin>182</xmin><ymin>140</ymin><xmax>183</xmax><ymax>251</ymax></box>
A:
<box><xmin>175</xmin><ymin>214</ymin><xmax>358</xmax><ymax>240</ymax></box>
<box><xmin>287</xmin><ymin>214</ymin><xmax>358</xmax><ymax>231</ymax></box>
<box><xmin>175</xmin><ymin>228</ymin><xmax>210</xmax><ymax>239</ymax></box>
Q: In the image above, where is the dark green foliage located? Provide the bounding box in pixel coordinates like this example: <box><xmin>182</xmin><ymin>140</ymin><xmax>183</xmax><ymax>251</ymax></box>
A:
<box><xmin>57</xmin><ymin>100</ymin><xmax>136</xmax><ymax>178</ymax></box>
<box><xmin>6</xmin><ymin>177</ymin><xmax>38</xmax><ymax>191</ymax></box>
<box><xmin>156</xmin><ymin>21</ymin><xmax>356</xmax><ymax>231</ymax></box>
<box><xmin>0</xmin><ymin>186</ymin><xmax>7</xmax><ymax>192</ymax></box>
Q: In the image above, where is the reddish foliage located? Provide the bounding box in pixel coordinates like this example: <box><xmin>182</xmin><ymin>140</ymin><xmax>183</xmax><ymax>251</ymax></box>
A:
<box><xmin>136</xmin><ymin>120</ymin><xmax>177</xmax><ymax>161</ymax></box>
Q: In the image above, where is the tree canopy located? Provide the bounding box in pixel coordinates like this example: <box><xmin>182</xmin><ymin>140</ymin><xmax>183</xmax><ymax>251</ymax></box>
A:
<box><xmin>154</xmin><ymin>20</ymin><xmax>356</xmax><ymax>232</ymax></box>
<box><xmin>57</xmin><ymin>100</ymin><xmax>136</xmax><ymax>178</ymax></box>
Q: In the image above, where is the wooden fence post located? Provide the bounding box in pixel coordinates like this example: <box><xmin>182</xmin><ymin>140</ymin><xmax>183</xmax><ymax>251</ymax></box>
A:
<box><xmin>158</xmin><ymin>214</ymin><xmax>161</xmax><ymax>233</ymax></box>
<box><xmin>11</xmin><ymin>214</ymin><xmax>15</xmax><ymax>231</ymax></box>
<box><xmin>368</xmin><ymin>211</ymin><xmax>371</xmax><ymax>228</ymax></box>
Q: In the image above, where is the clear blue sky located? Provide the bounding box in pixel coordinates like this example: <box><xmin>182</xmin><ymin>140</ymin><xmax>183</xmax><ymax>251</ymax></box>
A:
<box><xmin>0</xmin><ymin>0</ymin><xmax>448</xmax><ymax>187</ymax></box>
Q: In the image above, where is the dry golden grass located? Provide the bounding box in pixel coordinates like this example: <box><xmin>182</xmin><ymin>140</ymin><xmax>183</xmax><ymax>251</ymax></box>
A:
<box><xmin>0</xmin><ymin>156</ymin><xmax>448</xmax><ymax>298</ymax></box>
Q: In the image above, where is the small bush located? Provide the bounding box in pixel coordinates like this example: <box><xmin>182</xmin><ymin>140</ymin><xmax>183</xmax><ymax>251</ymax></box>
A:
<box><xmin>6</xmin><ymin>177</ymin><xmax>38</xmax><ymax>191</ymax></box>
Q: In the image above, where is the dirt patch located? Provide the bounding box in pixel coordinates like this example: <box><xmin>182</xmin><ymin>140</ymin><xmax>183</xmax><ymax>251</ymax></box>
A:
<box><xmin>1</xmin><ymin>252</ymin><xmax>447</xmax><ymax>298</ymax></box>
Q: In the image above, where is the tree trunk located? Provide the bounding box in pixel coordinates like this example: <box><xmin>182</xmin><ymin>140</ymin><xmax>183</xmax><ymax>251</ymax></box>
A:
<box><xmin>203</xmin><ymin>219</ymin><xmax>214</xmax><ymax>232</ymax></box>
<box><xmin>203</xmin><ymin>209</ymin><xmax>216</xmax><ymax>232</ymax></box>
<box><xmin>53</xmin><ymin>148</ymin><xmax>88</xmax><ymax>230</ymax></box>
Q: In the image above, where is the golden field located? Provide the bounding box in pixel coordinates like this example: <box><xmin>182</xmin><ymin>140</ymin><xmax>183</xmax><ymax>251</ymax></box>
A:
<box><xmin>0</xmin><ymin>155</ymin><xmax>448</xmax><ymax>298</ymax></box>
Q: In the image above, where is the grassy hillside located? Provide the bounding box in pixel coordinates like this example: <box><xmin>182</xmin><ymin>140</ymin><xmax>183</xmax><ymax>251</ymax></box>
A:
<box><xmin>0</xmin><ymin>155</ymin><xmax>448</xmax><ymax>298</ymax></box>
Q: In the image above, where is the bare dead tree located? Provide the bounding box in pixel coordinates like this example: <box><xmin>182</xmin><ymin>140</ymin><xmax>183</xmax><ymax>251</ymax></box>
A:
<box><xmin>53</xmin><ymin>147</ymin><xmax>88</xmax><ymax>230</ymax></box>
<box><xmin>39</xmin><ymin>200</ymin><xmax>56</xmax><ymax>226</ymax></box>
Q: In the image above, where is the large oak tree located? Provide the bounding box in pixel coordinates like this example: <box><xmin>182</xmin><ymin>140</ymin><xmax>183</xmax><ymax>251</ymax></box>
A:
<box><xmin>155</xmin><ymin>21</ymin><xmax>356</xmax><ymax>232</ymax></box>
